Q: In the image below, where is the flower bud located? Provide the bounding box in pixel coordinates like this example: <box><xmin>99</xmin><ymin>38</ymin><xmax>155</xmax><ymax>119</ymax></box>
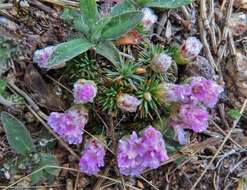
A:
<box><xmin>229</xmin><ymin>13</ymin><xmax>247</xmax><ymax>36</ymax></box>
<box><xmin>117</xmin><ymin>94</ymin><xmax>141</xmax><ymax>113</ymax></box>
<box><xmin>141</xmin><ymin>8</ymin><xmax>158</xmax><ymax>31</ymax></box>
<box><xmin>151</xmin><ymin>53</ymin><xmax>172</xmax><ymax>74</ymax></box>
<box><xmin>144</xmin><ymin>92</ymin><xmax>152</xmax><ymax>101</ymax></box>
<box><xmin>135</xmin><ymin>67</ymin><xmax>146</xmax><ymax>75</ymax></box>
<box><xmin>174</xmin><ymin>37</ymin><xmax>203</xmax><ymax>64</ymax></box>
<box><xmin>33</xmin><ymin>46</ymin><xmax>56</xmax><ymax>68</ymax></box>
<box><xmin>73</xmin><ymin>79</ymin><xmax>97</xmax><ymax>104</ymax></box>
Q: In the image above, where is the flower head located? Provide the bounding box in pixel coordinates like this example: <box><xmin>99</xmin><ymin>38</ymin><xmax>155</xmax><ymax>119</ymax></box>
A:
<box><xmin>47</xmin><ymin>107</ymin><xmax>88</xmax><ymax>144</ymax></box>
<box><xmin>190</xmin><ymin>77</ymin><xmax>223</xmax><ymax>108</ymax></box>
<box><xmin>180</xmin><ymin>37</ymin><xmax>203</xmax><ymax>60</ymax></box>
<box><xmin>33</xmin><ymin>46</ymin><xmax>56</xmax><ymax>68</ymax></box>
<box><xmin>117</xmin><ymin>94</ymin><xmax>141</xmax><ymax>113</ymax></box>
<box><xmin>151</xmin><ymin>53</ymin><xmax>172</xmax><ymax>74</ymax></box>
<box><xmin>141</xmin><ymin>8</ymin><xmax>158</xmax><ymax>31</ymax></box>
<box><xmin>140</xmin><ymin>127</ymin><xmax>169</xmax><ymax>169</ymax></box>
<box><xmin>73</xmin><ymin>79</ymin><xmax>97</xmax><ymax>104</ymax></box>
<box><xmin>117</xmin><ymin>132</ymin><xmax>145</xmax><ymax>176</ymax></box>
<box><xmin>79</xmin><ymin>139</ymin><xmax>106</xmax><ymax>175</ymax></box>
<box><xmin>157</xmin><ymin>83</ymin><xmax>192</xmax><ymax>104</ymax></box>
<box><xmin>117</xmin><ymin>127</ymin><xmax>169</xmax><ymax>176</ymax></box>
<box><xmin>170</xmin><ymin>104</ymin><xmax>209</xmax><ymax>133</ymax></box>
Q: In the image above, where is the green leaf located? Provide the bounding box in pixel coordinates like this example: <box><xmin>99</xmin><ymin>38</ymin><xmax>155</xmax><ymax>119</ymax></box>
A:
<box><xmin>96</xmin><ymin>42</ymin><xmax>122</xmax><ymax>64</ymax></box>
<box><xmin>91</xmin><ymin>17</ymin><xmax>111</xmax><ymax>41</ymax></box>
<box><xmin>31</xmin><ymin>153</ymin><xmax>59</xmax><ymax>185</ymax></box>
<box><xmin>79</xmin><ymin>0</ymin><xmax>98</xmax><ymax>26</ymax></box>
<box><xmin>1</xmin><ymin>112</ymin><xmax>34</xmax><ymax>155</ymax></box>
<box><xmin>47</xmin><ymin>38</ymin><xmax>94</xmax><ymax>68</ymax></box>
<box><xmin>0</xmin><ymin>79</ymin><xmax>7</xmax><ymax>96</ymax></box>
<box><xmin>101</xmin><ymin>11</ymin><xmax>143</xmax><ymax>40</ymax></box>
<box><xmin>227</xmin><ymin>109</ymin><xmax>241</xmax><ymax>120</ymax></box>
<box><xmin>74</xmin><ymin>15</ymin><xmax>90</xmax><ymax>34</ymax></box>
<box><xmin>111</xmin><ymin>0</ymin><xmax>136</xmax><ymax>16</ymax></box>
<box><xmin>60</xmin><ymin>8</ymin><xmax>78</xmax><ymax>22</ymax></box>
<box><xmin>39</xmin><ymin>153</ymin><xmax>59</xmax><ymax>176</ymax></box>
<box><xmin>146</xmin><ymin>0</ymin><xmax>193</xmax><ymax>9</ymax></box>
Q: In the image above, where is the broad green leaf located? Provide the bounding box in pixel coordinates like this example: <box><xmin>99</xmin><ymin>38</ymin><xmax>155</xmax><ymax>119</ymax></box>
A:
<box><xmin>31</xmin><ymin>153</ymin><xmax>59</xmax><ymax>185</ymax></box>
<box><xmin>0</xmin><ymin>79</ymin><xmax>7</xmax><ymax>95</ymax></box>
<box><xmin>91</xmin><ymin>17</ymin><xmax>111</xmax><ymax>41</ymax></box>
<box><xmin>146</xmin><ymin>0</ymin><xmax>193</xmax><ymax>9</ymax></box>
<box><xmin>1</xmin><ymin>112</ymin><xmax>34</xmax><ymax>155</ymax></box>
<box><xmin>96</xmin><ymin>42</ymin><xmax>122</xmax><ymax>64</ymax></box>
<box><xmin>111</xmin><ymin>0</ymin><xmax>136</xmax><ymax>16</ymax></box>
<box><xmin>39</xmin><ymin>153</ymin><xmax>59</xmax><ymax>176</ymax></box>
<box><xmin>74</xmin><ymin>15</ymin><xmax>90</xmax><ymax>34</ymax></box>
<box><xmin>31</xmin><ymin>169</ymin><xmax>44</xmax><ymax>185</ymax></box>
<box><xmin>47</xmin><ymin>38</ymin><xmax>94</xmax><ymax>67</ymax></box>
<box><xmin>79</xmin><ymin>0</ymin><xmax>98</xmax><ymax>26</ymax></box>
<box><xmin>60</xmin><ymin>8</ymin><xmax>79</xmax><ymax>22</ymax></box>
<box><xmin>101</xmin><ymin>11</ymin><xmax>143</xmax><ymax>40</ymax></box>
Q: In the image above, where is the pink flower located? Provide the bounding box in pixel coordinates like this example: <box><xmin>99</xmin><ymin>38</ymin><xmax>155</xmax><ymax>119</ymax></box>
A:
<box><xmin>190</xmin><ymin>77</ymin><xmax>223</xmax><ymax>108</ymax></box>
<box><xmin>180</xmin><ymin>37</ymin><xmax>202</xmax><ymax>61</ymax></box>
<box><xmin>151</xmin><ymin>53</ymin><xmax>173</xmax><ymax>74</ymax></box>
<box><xmin>33</xmin><ymin>46</ymin><xmax>56</xmax><ymax>68</ymax></box>
<box><xmin>117</xmin><ymin>132</ymin><xmax>145</xmax><ymax>176</ymax></box>
<box><xmin>117</xmin><ymin>94</ymin><xmax>141</xmax><ymax>113</ymax></box>
<box><xmin>47</xmin><ymin>107</ymin><xmax>88</xmax><ymax>144</ymax></box>
<box><xmin>140</xmin><ymin>127</ymin><xmax>169</xmax><ymax>169</ymax></box>
<box><xmin>117</xmin><ymin>127</ymin><xmax>169</xmax><ymax>176</ymax></box>
<box><xmin>73</xmin><ymin>79</ymin><xmax>97</xmax><ymax>104</ymax></box>
<box><xmin>157</xmin><ymin>83</ymin><xmax>192</xmax><ymax>104</ymax></box>
<box><xmin>79</xmin><ymin>139</ymin><xmax>105</xmax><ymax>175</ymax></box>
<box><xmin>141</xmin><ymin>8</ymin><xmax>158</xmax><ymax>30</ymax></box>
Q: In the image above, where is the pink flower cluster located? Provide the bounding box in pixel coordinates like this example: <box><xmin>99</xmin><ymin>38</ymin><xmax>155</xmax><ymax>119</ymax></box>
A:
<box><xmin>33</xmin><ymin>46</ymin><xmax>56</xmax><ymax>68</ymax></box>
<box><xmin>117</xmin><ymin>93</ymin><xmax>141</xmax><ymax>113</ymax></box>
<box><xmin>47</xmin><ymin>107</ymin><xmax>88</xmax><ymax>144</ymax></box>
<box><xmin>117</xmin><ymin>127</ymin><xmax>169</xmax><ymax>176</ymax></box>
<box><xmin>180</xmin><ymin>37</ymin><xmax>203</xmax><ymax>61</ymax></box>
<box><xmin>161</xmin><ymin>77</ymin><xmax>223</xmax><ymax>108</ymax></box>
<box><xmin>159</xmin><ymin>77</ymin><xmax>224</xmax><ymax>144</ymax></box>
<box><xmin>141</xmin><ymin>8</ymin><xmax>158</xmax><ymax>31</ymax></box>
<box><xmin>79</xmin><ymin>139</ymin><xmax>106</xmax><ymax>175</ymax></box>
<box><xmin>73</xmin><ymin>79</ymin><xmax>97</xmax><ymax>104</ymax></box>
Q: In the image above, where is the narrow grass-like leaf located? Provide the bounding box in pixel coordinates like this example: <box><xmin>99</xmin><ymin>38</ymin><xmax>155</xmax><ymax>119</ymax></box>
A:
<box><xmin>47</xmin><ymin>38</ymin><xmax>94</xmax><ymax>68</ymax></box>
<box><xmin>101</xmin><ymin>11</ymin><xmax>143</xmax><ymax>40</ymax></box>
<box><xmin>1</xmin><ymin>112</ymin><xmax>34</xmax><ymax>155</ymax></box>
<box><xmin>146</xmin><ymin>0</ymin><xmax>193</xmax><ymax>9</ymax></box>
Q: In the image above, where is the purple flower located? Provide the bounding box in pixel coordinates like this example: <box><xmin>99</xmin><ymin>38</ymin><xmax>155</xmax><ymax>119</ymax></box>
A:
<box><xmin>73</xmin><ymin>79</ymin><xmax>97</xmax><ymax>104</ymax></box>
<box><xmin>157</xmin><ymin>83</ymin><xmax>192</xmax><ymax>104</ymax></box>
<box><xmin>79</xmin><ymin>139</ymin><xmax>106</xmax><ymax>175</ymax></box>
<box><xmin>180</xmin><ymin>37</ymin><xmax>203</xmax><ymax>61</ymax></box>
<box><xmin>47</xmin><ymin>107</ymin><xmax>88</xmax><ymax>144</ymax></box>
<box><xmin>117</xmin><ymin>94</ymin><xmax>141</xmax><ymax>113</ymax></box>
<box><xmin>151</xmin><ymin>53</ymin><xmax>173</xmax><ymax>74</ymax></box>
<box><xmin>140</xmin><ymin>127</ymin><xmax>169</xmax><ymax>169</ymax></box>
<box><xmin>33</xmin><ymin>46</ymin><xmax>56</xmax><ymax>68</ymax></box>
<box><xmin>170</xmin><ymin>104</ymin><xmax>209</xmax><ymax>134</ymax></box>
<box><xmin>117</xmin><ymin>132</ymin><xmax>145</xmax><ymax>176</ymax></box>
<box><xmin>117</xmin><ymin>127</ymin><xmax>169</xmax><ymax>176</ymax></box>
<box><xmin>190</xmin><ymin>77</ymin><xmax>223</xmax><ymax>108</ymax></box>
